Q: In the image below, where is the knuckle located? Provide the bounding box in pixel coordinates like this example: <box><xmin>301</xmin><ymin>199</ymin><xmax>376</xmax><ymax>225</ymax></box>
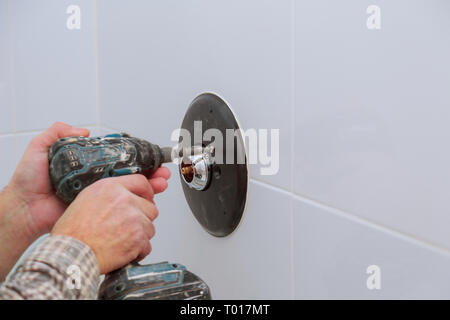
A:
<box><xmin>131</xmin><ymin>245</ymin><xmax>141</xmax><ymax>260</ymax></box>
<box><xmin>122</xmin><ymin>212</ymin><xmax>140</xmax><ymax>235</ymax></box>
<box><xmin>137</xmin><ymin>175</ymin><xmax>153</xmax><ymax>194</ymax></box>
<box><xmin>91</xmin><ymin>178</ymin><xmax>107</xmax><ymax>190</ymax></box>
<box><xmin>134</xmin><ymin>174</ymin><xmax>149</xmax><ymax>186</ymax></box>
<box><xmin>142</xmin><ymin>201</ymin><xmax>155</xmax><ymax>218</ymax></box>
<box><xmin>128</xmin><ymin>211</ymin><xmax>142</xmax><ymax>226</ymax></box>
<box><xmin>145</xmin><ymin>201</ymin><xmax>158</xmax><ymax>219</ymax></box>
<box><xmin>51</xmin><ymin>121</ymin><xmax>69</xmax><ymax>129</ymax></box>
<box><xmin>151</xmin><ymin>204</ymin><xmax>159</xmax><ymax>220</ymax></box>
<box><xmin>98</xmin><ymin>177</ymin><xmax>111</xmax><ymax>186</ymax></box>
<box><xmin>116</xmin><ymin>189</ymin><xmax>133</xmax><ymax>205</ymax></box>
<box><xmin>137</xmin><ymin>174</ymin><xmax>148</xmax><ymax>183</ymax></box>
<box><xmin>136</xmin><ymin>229</ymin><xmax>147</xmax><ymax>243</ymax></box>
<box><xmin>149</xmin><ymin>223</ymin><xmax>156</xmax><ymax>238</ymax></box>
<box><xmin>143</xmin><ymin>232</ymin><xmax>150</xmax><ymax>243</ymax></box>
<box><xmin>29</xmin><ymin>135</ymin><xmax>40</xmax><ymax>147</ymax></box>
<box><xmin>131</xmin><ymin>229</ymin><xmax>143</xmax><ymax>246</ymax></box>
<box><xmin>141</xmin><ymin>240</ymin><xmax>150</xmax><ymax>252</ymax></box>
<box><xmin>145</xmin><ymin>243</ymin><xmax>152</xmax><ymax>256</ymax></box>
<box><xmin>147</xmin><ymin>242</ymin><xmax>153</xmax><ymax>255</ymax></box>
<box><xmin>92</xmin><ymin>178</ymin><xmax>114</xmax><ymax>193</ymax></box>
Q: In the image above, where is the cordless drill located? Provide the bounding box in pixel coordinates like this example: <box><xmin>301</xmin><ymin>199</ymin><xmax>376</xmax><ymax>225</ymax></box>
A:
<box><xmin>48</xmin><ymin>133</ymin><xmax>173</xmax><ymax>203</ymax></box>
<box><xmin>48</xmin><ymin>133</ymin><xmax>211</xmax><ymax>300</ymax></box>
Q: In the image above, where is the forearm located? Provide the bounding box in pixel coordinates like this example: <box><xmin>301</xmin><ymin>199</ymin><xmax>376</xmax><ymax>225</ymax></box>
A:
<box><xmin>0</xmin><ymin>235</ymin><xmax>100</xmax><ymax>300</ymax></box>
<box><xmin>0</xmin><ymin>186</ymin><xmax>38</xmax><ymax>280</ymax></box>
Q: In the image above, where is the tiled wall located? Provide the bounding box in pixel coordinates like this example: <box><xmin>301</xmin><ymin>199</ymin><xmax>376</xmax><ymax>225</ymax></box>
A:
<box><xmin>0</xmin><ymin>0</ymin><xmax>99</xmax><ymax>186</ymax></box>
<box><xmin>2</xmin><ymin>0</ymin><xmax>450</xmax><ymax>299</ymax></box>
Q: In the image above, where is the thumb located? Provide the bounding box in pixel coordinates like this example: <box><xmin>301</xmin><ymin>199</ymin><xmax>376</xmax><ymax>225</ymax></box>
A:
<box><xmin>31</xmin><ymin>122</ymin><xmax>90</xmax><ymax>152</ymax></box>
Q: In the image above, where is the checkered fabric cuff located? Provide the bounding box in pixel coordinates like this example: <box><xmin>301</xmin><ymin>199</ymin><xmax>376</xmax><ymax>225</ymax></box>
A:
<box><xmin>1</xmin><ymin>235</ymin><xmax>100</xmax><ymax>300</ymax></box>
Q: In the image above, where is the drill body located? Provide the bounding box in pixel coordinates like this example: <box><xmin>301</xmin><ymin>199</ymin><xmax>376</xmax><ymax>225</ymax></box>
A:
<box><xmin>49</xmin><ymin>133</ymin><xmax>169</xmax><ymax>203</ymax></box>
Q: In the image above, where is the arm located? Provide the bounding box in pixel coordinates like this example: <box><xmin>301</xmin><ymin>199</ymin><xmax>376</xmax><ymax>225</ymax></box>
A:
<box><xmin>0</xmin><ymin>122</ymin><xmax>90</xmax><ymax>280</ymax></box>
<box><xmin>0</xmin><ymin>122</ymin><xmax>170</xmax><ymax>299</ymax></box>
<box><xmin>0</xmin><ymin>187</ymin><xmax>34</xmax><ymax>280</ymax></box>
<box><xmin>0</xmin><ymin>173</ymin><xmax>166</xmax><ymax>300</ymax></box>
<box><xmin>0</xmin><ymin>236</ymin><xmax>99</xmax><ymax>300</ymax></box>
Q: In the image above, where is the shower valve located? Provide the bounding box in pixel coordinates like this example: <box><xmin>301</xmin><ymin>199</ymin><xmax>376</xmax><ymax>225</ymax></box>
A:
<box><xmin>180</xmin><ymin>145</ymin><xmax>215</xmax><ymax>191</ymax></box>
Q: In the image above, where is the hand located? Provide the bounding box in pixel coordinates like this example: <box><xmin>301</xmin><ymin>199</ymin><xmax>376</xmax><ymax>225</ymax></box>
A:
<box><xmin>0</xmin><ymin>121</ymin><xmax>171</xmax><ymax>279</ymax></box>
<box><xmin>5</xmin><ymin>122</ymin><xmax>91</xmax><ymax>237</ymax></box>
<box><xmin>0</xmin><ymin>122</ymin><xmax>90</xmax><ymax>279</ymax></box>
<box><xmin>51</xmin><ymin>174</ymin><xmax>161</xmax><ymax>274</ymax></box>
<box><xmin>6</xmin><ymin>121</ymin><xmax>171</xmax><ymax>238</ymax></box>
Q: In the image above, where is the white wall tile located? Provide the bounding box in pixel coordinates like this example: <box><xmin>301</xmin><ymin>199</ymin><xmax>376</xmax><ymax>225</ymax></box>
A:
<box><xmin>84</xmin><ymin>125</ymin><xmax>100</xmax><ymax>137</ymax></box>
<box><xmin>98</xmin><ymin>126</ymin><xmax>117</xmax><ymax>136</ymax></box>
<box><xmin>293</xmin><ymin>198</ymin><xmax>450</xmax><ymax>299</ymax></box>
<box><xmin>294</xmin><ymin>1</ymin><xmax>450</xmax><ymax>248</ymax></box>
<box><xmin>10</xmin><ymin>0</ymin><xmax>97</xmax><ymax>131</ymax></box>
<box><xmin>0</xmin><ymin>0</ymin><xmax>14</xmax><ymax>134</ymax></box>
<box><xmin>3</xmin><ymin>0</ymin><xmax>450</xmax><ymax>300</ymax></box>
<box><xmin>145</xmin><ymin>179</ymin><xmax>292</xmax><ymax>299</ymax></box>
<box><xmin>97</xmin><ymin>0</ymin><xmax>292</xmax><ymax>189</ymax></box>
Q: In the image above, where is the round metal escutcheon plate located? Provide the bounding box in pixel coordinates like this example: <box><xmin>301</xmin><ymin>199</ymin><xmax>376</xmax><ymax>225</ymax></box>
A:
<box><xmin>179</xmin><ymin>92</ymin><xmax>248</xmax><ymax>237</ymax></box>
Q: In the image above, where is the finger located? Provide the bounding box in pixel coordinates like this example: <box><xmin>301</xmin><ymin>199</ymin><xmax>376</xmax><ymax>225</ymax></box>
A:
<box><xmin>149</xmin><ymin>177</ymin><xmax>168</xmax><ymax>194</ymax></box>
<box><xmin>136</xmin><ymin>241</ymin><xmax>152</xmax><ymax>262</ymax></box>
<box><xmin>115</xmin><ymin>174</ymin><xmax>154</xmax><ymax>202</ymax></box>
<box><xmin>150</xmin><ymin>167</ymin><xmax>171</xmax><ymax>180</ymax></box>
<box><xmin>32</xmin><ymin>122</ymin><xmax>90</xmax><ymax>151</ymax></box>
<box><xmin>141</xmin><ymin>218</ymin><xmax>156</xmax><ymax>239</ymax></box>
<box><xmin>132</xmin><ymin>194</ymin><xmax>159</xmax><ymax>221</ymax></box>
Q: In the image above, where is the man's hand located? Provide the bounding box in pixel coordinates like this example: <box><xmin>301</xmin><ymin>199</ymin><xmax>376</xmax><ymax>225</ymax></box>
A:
<box><xmin>6</xmin><ymin>122</ymin><xmax>91</xmax><ymax>237</ymax></box>
<box><xmin>51</xmin><ymin>174</ymin><xmax>160</xmax><ymax>274</ymax></box>
<box><xmin>0</xmin><ymin>122</ymin><xmax>90</xmax><ymax>279</ymax></box>
<box><xmin>0</xmin><ymin>121</ymin><xmax>171</xmax><ymax>279</ymax></box>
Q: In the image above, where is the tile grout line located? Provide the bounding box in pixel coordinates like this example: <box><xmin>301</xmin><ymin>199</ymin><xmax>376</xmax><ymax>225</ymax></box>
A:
<box><xmin>101</xmin><ymin>124</ymin><xmax>121</xmax><ymax>132</ymax></box>
<box><xmin>7</xmin><ymin>0</ymin><xmax>18</xmax><ymax>160</ymax></box>
<box><xmin>93</xmin><ymin>0</ymin><xmax>101</xmax><ymax>133</ymax></box>
<box><xmin>0</xmin><ymin>124</ymin><xmax>98</xmax><ymax>139</ymax></box>
<box><xmin>7</xmin><ymin>0</ymin><xmax>15</xmax><ymax>133</ymax></box>
<box><xmin>289</xmin><ymin>0</ymin><xmax>296</xmax><ymax>300</ymax></box>
<box><xmin>249</xmin><ymin>177</ymin><xmax>450</xmax><ymax>258</ymax></box>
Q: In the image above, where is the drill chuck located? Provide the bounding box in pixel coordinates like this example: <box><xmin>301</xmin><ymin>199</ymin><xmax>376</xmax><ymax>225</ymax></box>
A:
<box><xmin>160</xmin><ymin>146</ymin><xmax>174</xmax><ymax>164</ymax></box>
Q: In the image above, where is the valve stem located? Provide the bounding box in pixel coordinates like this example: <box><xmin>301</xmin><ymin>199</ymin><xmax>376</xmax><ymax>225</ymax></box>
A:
<box><xmin>181</xmin><ymin>165</ymin><xmax>195</xmax><ymax>183</ymax></box>
<box><xmin>181</xmin><ymin>166</ymin><xmax>194</xmax><ymax>176</ymax></box>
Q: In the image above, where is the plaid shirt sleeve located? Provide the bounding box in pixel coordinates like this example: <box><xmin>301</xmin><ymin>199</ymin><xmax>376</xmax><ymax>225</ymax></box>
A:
<box><xmin>0</xmin><ymin>235</ymin><xmax>100</xmax><ymax>300</ymax></box>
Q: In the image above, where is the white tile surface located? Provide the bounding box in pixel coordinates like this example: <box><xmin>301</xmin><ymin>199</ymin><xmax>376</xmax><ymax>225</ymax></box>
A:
<box><xmin>294</xmin><ymin>1</ymin><xmax>450</xmax><ymax>248</ymax></box>
<box><xmin>0</xmin><ymin>0</ymin><xmax>14</xmax><ymax>134</ymax></box>
<box><xmin>293</xmin><ymin>198</ymin><xmax>450</xmax><ymax>299</ymax></box>
<box><xmin>3</xmin><ymin>0</ymin><xmax>450</xmax><ymax>300</ymax></box>
<box><xmin>144</xmin><ymin>179</ymin><xmax>292</xmax><ymax>299</ymax></box>
<box><xmin>97</xmin><ymin>0</ymin><xmax>292</xmax><ymax>189</ymax></box>
<box><xmin>98</xmin><ymin>126</ymin><xmax>117</xmax><ymax>136</ymax></box>
<box><xmin>10</xmin><ymin>0</ymin><xmax>97</xmax><ymax>131</ymax></box>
